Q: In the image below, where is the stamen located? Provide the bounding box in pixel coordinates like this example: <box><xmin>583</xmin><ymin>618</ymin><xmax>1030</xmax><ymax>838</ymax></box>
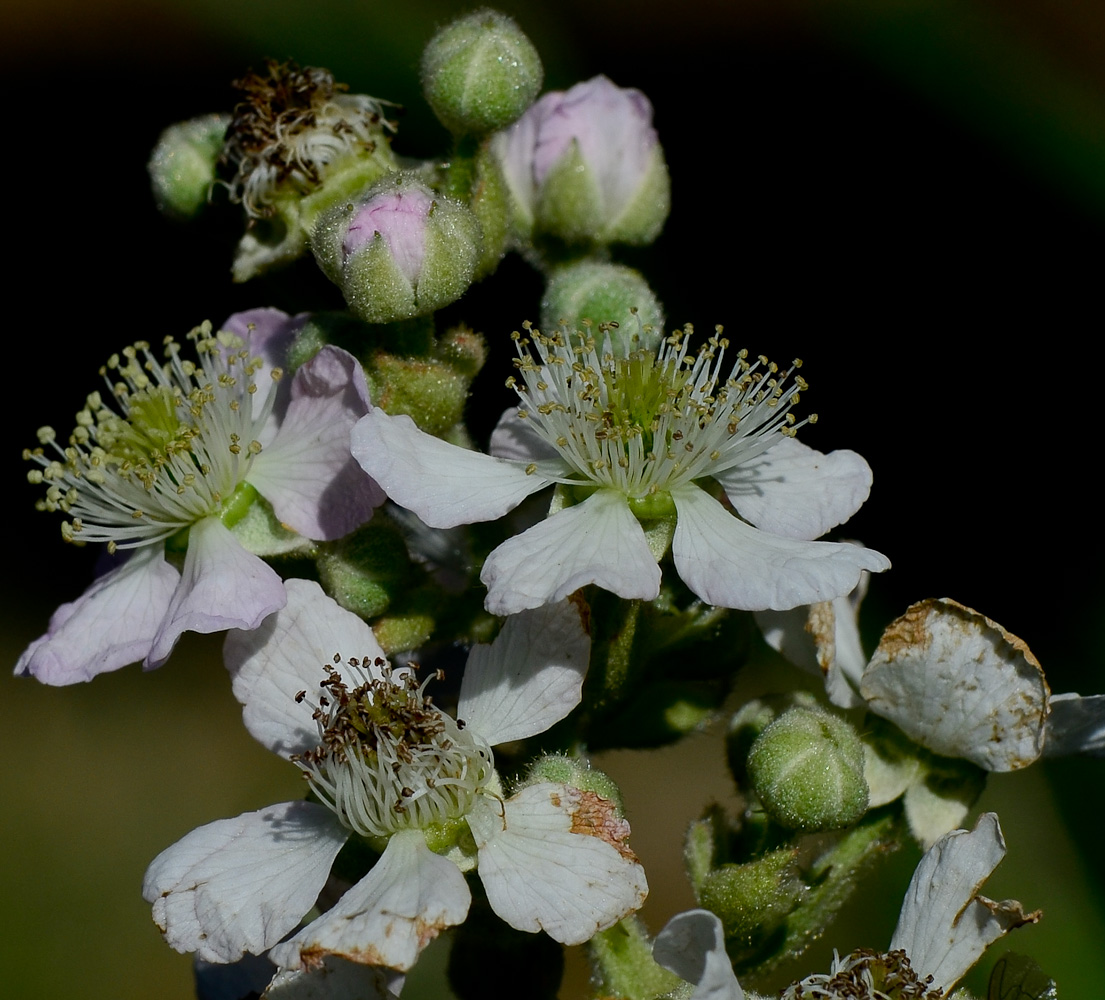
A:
<box><xmin>25</xmin><ymin>322</ymin><xmax>281</xmax><ymax>550</ymax></box>
<box><xmin>293</xmin><ymin>659</ymin><xmax>494</xmax><ymax>839</ymax></box>
<box><xmin>503</xmin><ymin>325</ymin><xmax>813</xmax><ymax>499</ymax></box>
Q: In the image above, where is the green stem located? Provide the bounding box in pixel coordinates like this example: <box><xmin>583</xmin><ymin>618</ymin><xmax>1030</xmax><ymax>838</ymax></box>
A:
<box><xmin>443</xmin><ymin>134</ymin><xmax>480</xmax><ymax>202</ymax></box>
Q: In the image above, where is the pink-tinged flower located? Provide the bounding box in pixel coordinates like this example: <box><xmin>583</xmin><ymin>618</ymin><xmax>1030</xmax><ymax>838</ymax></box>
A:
<box><xmin>352</xmin><ymin>326</ymin><xmax>888</xmax><ymax>616</ymax></box>
<box><xmin>492</xmin><ymin>74</ymin><xmax>670</xmax><ymax>245</ymax></box>
<box><xmin>143</xmin><ymin>580</ymin><xmax>646</xmax><ymax>972</ymax></box>
<box><xmin>17</xmin><ymin>309</ymin><xmax>384</xmax><ymax>684</ymax></box>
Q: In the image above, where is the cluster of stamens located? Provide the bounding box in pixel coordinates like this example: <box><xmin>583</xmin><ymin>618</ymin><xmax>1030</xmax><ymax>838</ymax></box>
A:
<box><xmin>506</xmin><ymin>322</ymin><xmax>813</xmax><ymax>498</ymax></box>
<box><xmin>221</xmin><ymin>59</ymin><xmax>396</xmax><ymax>217</ymax></box>
<box><xmin>24</xmin><ymin>322</ymin><xmax>280</xmax><ymax>552</ymax></box>
<box><xmin>293</xmin><ymin>657</ymin><xmax>494</xmax><ymax>840</ymax></box>
<box><xmin>780</xmin><ymin>949</ymin><xmax>942</xmax><ymax>1000</ymax></box>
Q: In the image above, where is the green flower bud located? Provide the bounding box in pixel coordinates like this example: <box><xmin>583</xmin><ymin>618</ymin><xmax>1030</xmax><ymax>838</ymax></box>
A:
<box><xmin>312</xmin><ymin>175</ymin><xmax>482</xmax><ymax>324</ymax></box>
<box><xmin>148</xmin><ymin>113</ymin><xmax>228</xmax><ymax>219</ymax></box>
<box><xmin>421</xmin><ymin>9</ymin><xmax>543</xmax><ymax>136</ymax></box>
<box><xmin>726</xmin><ymin>692</ymin><xmax>819</xmax><ymax>787</ymax></box>
<box><xmin>540</xmin><ymin>262</ymin><xmax>664</xmax><ymax>353</ymax></box>
<box><xmin>316</xmin><ymin>520</ymin><xmax>413</xmax><ymax>620</ymax></box>
<box><xmin>747</xmin><ymin>705</ymin><xmax>869</xmax><ymax>832</ymax></box>
<box><xmin>520</xmin><ymin>755</ymin><xmax>627</xmax><ymax>817</ymax></box>
<box><xmin>698</xmin><ymin>849</ymin><xmax>803</xmax><ymax>950</ymax></box>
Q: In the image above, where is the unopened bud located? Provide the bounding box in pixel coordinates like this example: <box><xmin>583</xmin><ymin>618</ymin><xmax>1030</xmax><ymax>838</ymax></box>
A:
<box><xmin>541</xmin><ymin>262</ymin><xmax>664</xmax><ymax>353</ymax></box>
<box><xmin>747</xmin><ymin>705</ymin><xmax>868</xmax><ymax>832</ymax></box>
<box><xmin>148</xmin><ymin>114</ymin><xmax>228</xmax><ymax>219</ymax></box>
<box><xmin>493</xmin><ymin>75</ymin><xmax>670</xmax><ymax>246</ymax></box>
<box><xmin>313</xmin><ymin>176</ymin><xmax>482</xmax><ymax>324</ymax></box>
<box><xmin>421</xmin><ymin>8</ymin><xmax>543</xmax><ymax>136</ymax></box>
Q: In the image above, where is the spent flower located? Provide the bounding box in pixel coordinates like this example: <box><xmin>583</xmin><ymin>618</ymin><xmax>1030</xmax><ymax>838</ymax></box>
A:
<box><xmin>17</xmin><ymin>309</ymin><xmax>382</xmax><ymax>684</ymax></box>
<box><xmin>353</xmin><ymin>324</ymin><xmax>888</xmax><ymax>616</ymax></box>
<box><xmin>143</xmin><ymin>580</ymin><xmax>646</xmax><ymax>972</ymax></box>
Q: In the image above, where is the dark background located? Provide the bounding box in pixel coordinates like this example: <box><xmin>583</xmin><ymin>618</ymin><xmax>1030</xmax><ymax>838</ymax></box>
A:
<box><xmin>3</xmin><ymin>1</ymin><xmax>1104</xmax><ymax>996</ymax></box>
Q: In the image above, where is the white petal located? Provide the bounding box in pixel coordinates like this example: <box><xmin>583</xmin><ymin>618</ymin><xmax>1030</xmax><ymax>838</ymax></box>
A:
<box><xmin>488</xmin><ymin>407</ymin><xmax>563</xmax><ymax>463</ymax></box>
<box><xmin>754</xmin><ymin>570</ymin><xmax>869</xmax><ymax>710</ymax></box>
<box><xmin>351</xmin><ymin>409</ymin><xmax>556</xmax><ymax>528</ymax></box>
<box><xmin>653</xmin><ymin>910</ymin><xmax>745</xmax><ymax>1000</ymax></box>
<box><xmin>249</xmin><ymin>346</ymin><xmax>384</xmax><ymax>541</ymax></box>
<box><xmin>263</xmin><ymin>957</ymin><xmax>403</xmax><ymax>1000</ymax></box>
<box><xmin>269</xmin><ymin>829</ymin><xmax>470</xmax><ymax>973</ymax></box>
<box><xmin>458</xmin><ymin>599</ymin><xmax>590</xmax><ymax>744</ymax></box>
<box><xmin>860</xmin><ymin>599</ymin><xmax>1049</xmax><ymax>771</ymax></box>
<box><xmin>671</xmin><ymin>485</ymin><xmax>889</xmax><ymax>611</ymax></box>
<box><xmin>142</xmin><ymin>801</ymin><xmax>347</xmax><ymax>964</ymax></box>
<box><xmin>480</xmin><ymin>489</ymin><xmax>661</xmax><ymax>616</ymax></box>
<box><xmin>715</xmin><ymin>437</ymin><xmax>873</xmax><ymax>540</ymax></box>
<box><xmin>1043</xmin><ymin>692</ymin><xmax>1105</xmax><ymax>757</ymax></box>
<box><xmin>468</xmin><ymin>783</ymin><xmax>648</xmax><ymax>945</ymax></box>
<box><xmin>891</xmin><ymin>812</ymin><xmax>1038</xmax><ymax>992</ymax></box>
<box><xmin>148</xmin><ymin>516</ymin><xmax>287</xmax><ymax>667</ymax></box>
<box><xmin>902</xmin><ymin>775</ymin><xmax>975</xmax><ymax>849</ymax></box>
<box><xmin>15</xmin><ymin>546</ymin><xmax>179</xmax><ymax>685</ymax></box>
<box><xmin>226</xmin><ymin>579</ymin><xmax>389</xmax><ymax>759</ymax></box>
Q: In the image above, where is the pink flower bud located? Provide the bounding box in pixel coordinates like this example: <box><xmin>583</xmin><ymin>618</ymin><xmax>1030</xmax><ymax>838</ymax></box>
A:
<box><xmin>342</xmin><ymin>186</ymin><xmax>435</xmax><ymax>285</ymax></box>
<box><xmin>494</xmin><ymin>75</ymin><xmax>670</xmax><ymax>245</ymax></box>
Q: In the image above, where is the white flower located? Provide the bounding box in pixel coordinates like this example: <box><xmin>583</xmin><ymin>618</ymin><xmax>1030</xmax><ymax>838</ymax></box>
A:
<box><xmin>18</xmin><ymin>311</ymin><xmax>383</xmax><ymax>683</ymax></box>
<box><xmin>353</xmin><ymin>326</ymin><xmax>889</xmax><ymax>616</ymax></box>
<box><xmin>659</xmin><ymin>814</ymin><xmax>1036</xmax><ymax>1000</ymax></box>
<box><xmin>143</xmin><ymin>579</ymin><xmax>646</xmax><ymax>972</ymax></box>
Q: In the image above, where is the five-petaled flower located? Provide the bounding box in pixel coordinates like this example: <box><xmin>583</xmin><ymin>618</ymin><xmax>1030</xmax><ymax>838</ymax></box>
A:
<box><xmin>17</xmin><ymin>308</ymin><xmax>384</xmax><ymax>684</ymax></box>
<box><xmin>143</xmin><ymin>579</ymin><xmax>647</xmax><ymax>973</ymax></box>
<box><xmin>353</xmin><ymin>324</ymin><xmax>889</xmax><ymax>616</ymax></box>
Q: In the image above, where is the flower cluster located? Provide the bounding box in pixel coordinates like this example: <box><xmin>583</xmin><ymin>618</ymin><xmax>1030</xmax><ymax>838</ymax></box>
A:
<box><xmin>13</xmin><ymin>10</ymin><xmax>1080</xmax><ymax>1000</ymax></box>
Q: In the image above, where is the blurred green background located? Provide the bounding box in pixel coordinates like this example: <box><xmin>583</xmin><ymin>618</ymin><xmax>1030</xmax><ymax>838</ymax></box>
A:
<box><xmin>3</xmin><ymin>0</ymin><xmax>1105</xmax><ymax>997</ymax></box>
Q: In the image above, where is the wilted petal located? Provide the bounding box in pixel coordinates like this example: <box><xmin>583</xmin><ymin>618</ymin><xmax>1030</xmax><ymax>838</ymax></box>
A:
<box><xmin>15</xmin><ymin>546</ymin><xmax>178</xmax><ymax>685</ymax></box>
<box><xmin>143</xmin><ymin>802</ymin><xmax>348</xmax><ymax>965</ymax></box>
<box><xmin>860</xmin><ymin>599</ymin><xmax>1049</xmax><ymax>771</ymax></box>
<box><xmin>227</xmin><ymin>579</ymin><xmax>389</xmax><ymax>758</ymax></box>
<box><xmin>671</xmin><ymin>485</ymin><xmax>889</xmax><ymax>611</ymax></box>
<box><xmin>480</xmin><ymin>489</ymin><xmax>661</xmax><ymax>616</ymax></box>
<box><xmin>653</xmin><ymin>910</ymin><xmax>745</xmax><ymax>1000</ymax></box>
<box><xmin>1043</xmin><ymin>692</ymin><xmax>1105</xmax><ymax>757</ymax></box>
<box><xmin>148</xmin><ymin>516</ymin><xmax>287</xmax><ymax>667</ymax></box>
<box><xmin>263</xmin><ymin>957</ymin><xmax>403</xmax><ymax>1000</ymax></box>
<box><xmin>458</xmin><ymin>598</ymin><xmax>591</xmax><ymax>744</ymax></box>
<box><xmin>715</xmin><ymin>437</ymin><xmax>873</xmax><ymax>541</ymax></box>
<box><xmin>891</xmin><ymin>812</ymin><xmax>1039</xmax><ymax>992</ymax></box>
<box><xmin>352</xmin><ymin>409</ymin><xmax>559</xmax><ymax>528</ymax></box>
<box><xmin>269</xmin><ymin>829</ymin><xmax>470</xmax><ymax>973</ymax></box>
<box><xmin>468</xmin><ymin>784</ymin><xmax>648</xmax><ymax>945</ymax></box>
<box><xmin>755</xmin><ymin>567</ymin><xmax>870</xmax><ymax>710</ymax></box>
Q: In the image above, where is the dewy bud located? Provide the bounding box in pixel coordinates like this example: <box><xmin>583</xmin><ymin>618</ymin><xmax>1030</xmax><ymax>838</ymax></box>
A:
<box><xmin>493</xmin><ymin>75</ymin><xmax>670</xmax><ymax>246</ymax></box>
<box><xmin>541</xmin><ymin>261</ymin><xmax>664</xmax><ymax>353</ymax></box>
<box><xmin>312</xmin><ymin>175</ymin><xmax>482</xmax><ymax>324</ymax></box>
<box><xmin>148</xmin><ymin>114</ymin><xmax>229</xmax><ymax>219</ymax></box>
<box><xmin>747</xmin><ymin>705</ymin><xmax>869</xmax><ymax>832</ymax></box>
<box><xmin>421</xmin><ymin>8</ymin><xmax>543</xmax><ymax>136</ymax></box>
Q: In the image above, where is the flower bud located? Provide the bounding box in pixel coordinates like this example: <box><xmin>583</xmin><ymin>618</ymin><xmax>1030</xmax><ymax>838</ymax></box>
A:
<box><xmin>541</xmin><ymin>261</ymin><xmax>664</xmax><ymax>353</ymax></box>
<box><xmin>493</xmin><ymin>75</ymin><xmax>670</xmax><ymax>246</ymax></box>
<box><xmin>698</xmin><ymin>849</ymin><xmax>803</xmax><ymax>954</ymax></box>
<box><xmin>520</xmin><ymin>755</ymin><xmax>627</xmax><ymax>817</ymax></box>
<box><xmin>148</xmin><ymin>114</ymin><xmax>228</xmax><ymax>219</ymax></box>
<box><xmin>312</xmin><ymin>176</ymin><xmax>482</xmax><ymax>324</ymax></box>
<box><xmin>747</xmin><ymin>705</ymin><xmax>868</xmax><ymax>832</ymax></box>
<box><xmin>316</xmin><ymin>520</ymin><xmax>413</xmax><ymax>620</ymax></box>
<box><xmin>421</xmin><ymin>9</ymin><xmax>543</xmax><ymax>136</ymax></box>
